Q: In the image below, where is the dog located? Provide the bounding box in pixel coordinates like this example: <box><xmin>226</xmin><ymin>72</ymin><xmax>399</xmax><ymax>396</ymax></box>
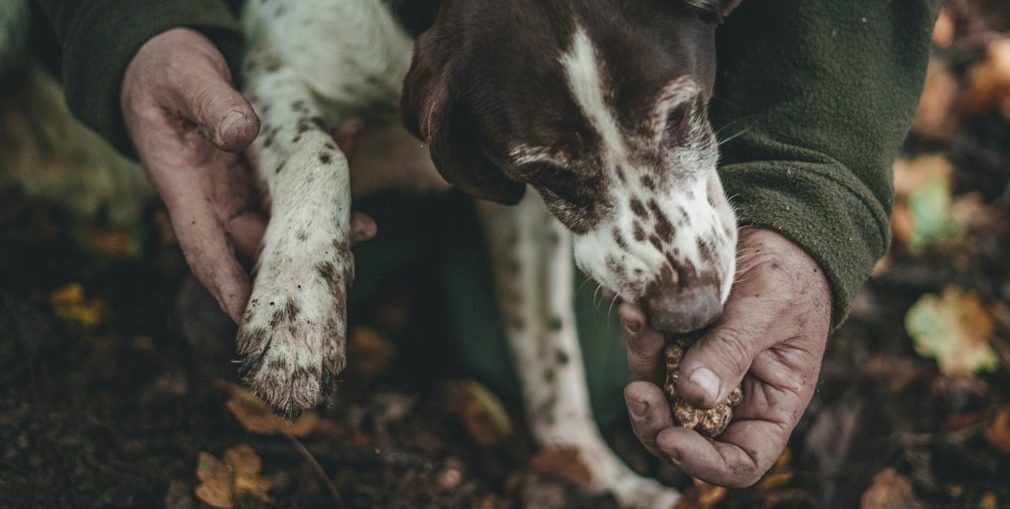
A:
<box><xmin>238</xmin><ymin>0</ymin><xmax>741</xmax><ymax>506</ymax></box>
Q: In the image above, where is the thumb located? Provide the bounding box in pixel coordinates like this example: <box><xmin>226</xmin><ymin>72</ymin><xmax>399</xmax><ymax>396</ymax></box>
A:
<box><xmin>183</xmin><ymin>77</ymin><xmax>260</xmax><ymax>152</ymax></box>
<box><xmin>676</xmin><ymin>325</ymin><xmax>763</xmax><ymax>409</ymax></box>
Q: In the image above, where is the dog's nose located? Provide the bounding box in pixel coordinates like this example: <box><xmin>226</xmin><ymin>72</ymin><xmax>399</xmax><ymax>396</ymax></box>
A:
<box><xmin>643</xmin><ymin>285</ymin><xmax>722</xmax><ymax>334</ymax></box>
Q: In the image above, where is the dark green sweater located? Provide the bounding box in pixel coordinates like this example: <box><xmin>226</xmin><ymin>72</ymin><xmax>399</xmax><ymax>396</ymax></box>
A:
<box><xmin>32</xmin><ymin>0</ymin><xmax>936</xmax><ymax>425</ymax></box>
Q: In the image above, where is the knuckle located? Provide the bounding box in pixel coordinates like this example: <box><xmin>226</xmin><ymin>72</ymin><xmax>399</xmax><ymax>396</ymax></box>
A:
<box><xmin>706</xmin><ymin>327</ymin><xmax>756</xmax><ymax>371</ymax></box>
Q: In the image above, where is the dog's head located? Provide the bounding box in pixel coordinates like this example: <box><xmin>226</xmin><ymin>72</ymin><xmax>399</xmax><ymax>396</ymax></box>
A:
<box><xmin>403</xmin><ymin>0</ymin><xmax>741</xmax><ymax>333</ymax></box>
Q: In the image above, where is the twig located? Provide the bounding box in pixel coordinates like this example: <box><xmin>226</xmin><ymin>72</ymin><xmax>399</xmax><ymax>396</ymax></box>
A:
<box><xmin>249</xmin><ymin>439</ymin><xmax>431</xmax><ymax>470</ymax></box>
<box><xmin>284</xmin><ymin>433</ymin><xmax>347</xmax><ymax>509</ymax></box>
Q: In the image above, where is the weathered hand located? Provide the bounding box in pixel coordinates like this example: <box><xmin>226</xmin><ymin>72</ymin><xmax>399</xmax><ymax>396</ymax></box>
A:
<box><xmin>620</xmin><ymin>228</ymin><xmax>832</xmax><ymax>487</ymax></box>
<box><xmin>121</xmin><ymin>28</ymin><xmax>374</xmax><ymax>322</ymax></box>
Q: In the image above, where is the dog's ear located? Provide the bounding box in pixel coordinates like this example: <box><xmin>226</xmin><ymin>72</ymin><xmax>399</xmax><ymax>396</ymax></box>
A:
<box><xmin>682</xmin><ymin>0</ymin><xmax>742</xmax><ymax>23</ymax></box>
<box><xmin>402</xmin><ymin>38</ymin><xmax>526</xmax><ymax>205</ymax></box>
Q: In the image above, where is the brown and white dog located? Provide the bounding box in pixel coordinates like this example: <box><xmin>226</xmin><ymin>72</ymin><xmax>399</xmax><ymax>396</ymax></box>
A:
<box><xmin>238</xmin><ymin>0</ymin><xmax>740</xmax><ymax>506</ymax></box>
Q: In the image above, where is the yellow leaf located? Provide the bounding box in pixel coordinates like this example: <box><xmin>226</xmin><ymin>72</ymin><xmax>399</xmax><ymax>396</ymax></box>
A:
<box><xmin>905</xmin><ymin>287</ymin><xmax>999</xmax><ymax>377</ymax></box>
<box><xmin>49</xmin><ymin>283</ymin><xmax>104</xmax><ymax>329</ymax></box>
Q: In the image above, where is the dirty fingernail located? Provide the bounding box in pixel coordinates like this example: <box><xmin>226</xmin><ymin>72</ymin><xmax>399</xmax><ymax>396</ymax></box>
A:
<box><xmin>689</xmin><ymin>367</ymin><xmax>721</xmax><ymax>402</ymax></box>
<box><xmin>627</xmin><ymin>398</ymin><xmax>648</xmax><ymax>418</ymax></box>
<box><xmin>668</xmin><ymin>450</ymin><xmax>682</xmax><ymax>466</ymax></box>
<box><xmin>220</xmin><ymin>110</ymin><xmax>246</xmax><ymax>134</ymax></box>
<box><xmin>622</xmin><ymin>319</ymin><xmax>641</xmax><ymax>335</ymax></box>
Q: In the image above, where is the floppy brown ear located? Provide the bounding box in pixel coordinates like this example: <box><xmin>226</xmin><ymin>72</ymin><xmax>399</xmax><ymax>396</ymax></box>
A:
<box><xmin>401</xmin><ymin>38</ymin><xmax>525</xmax><ymax>205</ymax></box>
<box><xmin>682</xmin><ymin>0</ymin><xmax>743</xmax><ymax>23</ymax></box>
<box><xmin>720</xmin><ymin>0</ymin><xmax>743</xmax><ymax>18</ymax></box>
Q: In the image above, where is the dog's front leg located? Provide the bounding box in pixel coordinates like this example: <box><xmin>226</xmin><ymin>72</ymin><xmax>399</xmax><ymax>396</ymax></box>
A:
<box><xmin>479</xmin><ymin>193</ymin><xmax>680</xmax><ymax>509</ymax></box>
<box><xmin>238</xmin><ymin>58</ymin><xmax>354</xmax><ymax>417</ymax></box>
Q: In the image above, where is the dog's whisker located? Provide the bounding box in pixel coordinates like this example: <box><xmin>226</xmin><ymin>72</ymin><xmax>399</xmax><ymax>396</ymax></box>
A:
<box><xmin>717</xmin><ymin>126</ymin><xmax>753</xmax><ymax>147</ymax></box>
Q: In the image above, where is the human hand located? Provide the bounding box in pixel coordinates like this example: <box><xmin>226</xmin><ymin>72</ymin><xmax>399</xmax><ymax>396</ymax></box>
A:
<box><xmin>619</xmin><ymin>228</ymin><xmax>831</xmax><ymax>487</ymax></box>
<box><xmin>122</xmin><ymin>28</ymin><xmax>374</xmax><ymax>322</ymax></box>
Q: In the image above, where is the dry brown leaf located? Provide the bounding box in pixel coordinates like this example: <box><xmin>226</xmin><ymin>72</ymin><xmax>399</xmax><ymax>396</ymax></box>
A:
<box><xmin>674</xmin><ymin>479</ymin><xmax>726</xmax><ymax>509</ymax></box>
<box><xmin>225</xmin><ymin>445</ymin><xmax>273</xmax><ymax>502</ymax></box>
<box><xmin>224</xmin><ymin>384</ymin><xmax>319</xmax><ymax>437</ymax></box>
<box><xmin>528</xmin><ymin>446</ymin><xmax>593</xmax><ymax>485</ymax></box>
<box><xmin>195</xmin><ymin>452</ymin><xmax>234</xmax><ymax>509</ymax></box>
<box><xmin>860</xmin><ymin>469</ymin><xmax>925</xmax><ymax>509</ymax></box>
<box><xmin>952</xmin><ymin>192</ymin><xmax>999</xmax><ymax>231</ymax></box>
<box><xmin>932</xmin><ymin>7</ymin><xmax>956</xmax><ymax>47</ymax></box>
<box><xmin>979</xmin><ymin>491</ymin><xmax>999</xmax><ymax>509</ymax></box>
<box><xmin>82</xmin><ymin>227</ymin><xmax>141</xmax><ymax>259</ymax></box>
<box><xmin>757</xmin><ymin>449</ymin><xmax>794</xmax><ymax>493</ymax></box>
<box><xmin>194</xmin><ymin>445</ymin><xmax>273</xmax><ymax>508</ymax></box>
<box><xmin>912</xmin><ymin>58</ymin><xmax>960</xmax><ymax>138</ymax></box>
<box><xmin>905</xmin><ymin>287</ymin><xmax>999</xmax><ymax>377</ymax></box>
<box><xmin>983</xmin><ymin>404</ymin><xmax>1010</xmax><ymax>455</ymax></box>
<box><xmin>347</xmin><ymin>326</ymin><xmax>396</xmax><ymax>379</ymax></box>
<box><xmin>962</xmin><ymin>38</ymin><xmax>1010</xmax><ymax>119</ymax></box>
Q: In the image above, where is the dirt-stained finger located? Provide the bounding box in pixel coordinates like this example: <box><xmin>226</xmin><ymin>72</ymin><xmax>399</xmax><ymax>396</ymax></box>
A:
<box><xmin>619</xmin><ymin>302</ymin><xmax>666</xmax><ymax>383</ymax></box>
<box><xmin>656</xmin><ymin>420</ymin><xmax>786</xmax><ymax>488</ymax></box>
<box><xmin>624</xmin><ymin>381</ymin><xmax>673</xmax><ymax>458</ymax></box>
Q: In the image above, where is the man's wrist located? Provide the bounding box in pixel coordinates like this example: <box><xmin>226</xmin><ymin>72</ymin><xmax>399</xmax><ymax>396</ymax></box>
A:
<box><xmin>54</xmin><ymin>0</ymin><xmax>242</xmax><ymax>158</ymax></box>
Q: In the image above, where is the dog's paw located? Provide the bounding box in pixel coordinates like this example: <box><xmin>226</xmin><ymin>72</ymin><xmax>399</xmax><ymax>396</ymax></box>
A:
<box><xmin>236</xmin><ymin>240</ymin><xmax>353</xmax><ymax>418</ymax></box>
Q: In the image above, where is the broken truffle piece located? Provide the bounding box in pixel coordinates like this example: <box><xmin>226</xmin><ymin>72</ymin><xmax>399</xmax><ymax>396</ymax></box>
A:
<box><xmin>664</xmin><ymin>337</ymin><xmax>744</xmax><ymax>438</ymax></box>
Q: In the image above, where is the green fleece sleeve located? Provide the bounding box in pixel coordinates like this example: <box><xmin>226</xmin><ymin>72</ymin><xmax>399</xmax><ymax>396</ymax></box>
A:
<box><xmin>33</xmin><ymin>0</ymin><xmax>243</xmax><ymax>157</ymax></box>
<box><xmin>711</xmin><ymin>0</ymin><xmax>936</xmax><ymax>326</ymax></box>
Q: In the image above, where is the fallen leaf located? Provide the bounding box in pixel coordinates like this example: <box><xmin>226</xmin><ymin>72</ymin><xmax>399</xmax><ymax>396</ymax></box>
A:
<box><xmin>962</xmin><ymin>37</ymin><xmax>1010</xmax><ymax>120</ymax></box>
<box><xmin>436</xmin><ymin>457</ymin><xmax>465</xmax><ymax>490</ymax></box>
<box><xmin>905</xmin><ymin>287</ymin><xmax>999</xmax><ymax>377</ymax></box>
<box><xmin>891</xmin><ymin>156</ymin><xmax>962</xmax><ymax>252</ymax></box>
<box><xmin>528</xmin><ymin>446</ymin><xmax>593</xmax><ymax>485</ymax></box>
<box><xmin>979</xmin><ymin>491</ymin><xmax>999</xmax><ymax>509</ymax></box>
<box><xmin>932</xmin><ymin>7</ymin><xmax>956</xmax><ymax>47</ymax></box>
<box><xmin>757</xmin><ymin>449</ymin><xmax>794</xmax><ymax>493</ymax></box>
<box><xmin>49</xmin><ymin>283</ymin><xmax>104</xmax><ymax>330</ymax></box>
<box><xmin>347</xmin><ymin>326</ymin><xmax>396</xmax><ymax>379</ymax></box>
<box><xmin>912</xmin><ymin>58</ymin><xmax>960</xmax><ymax>137</ymax></box>
<box><xmin>195</xmin><ymin>452</ymin><xmax>233</xmax><ymax>509</ymax></box>
<box><xmin>674</xmin><ymin>479</ymin><xmax>726</xmax><ymax>509</ymax></box>
<box><xmin>983</xmin><ymin>404</ymin><xmax>1010</xmax><ymax>455</ymax></box>
<box><xmin>457</xmin><ymin>380</ymin><xmax>514</xmax><ymax>448</ymax></box>
<box><xmin>223</xmin><ymin>383</ymin><xmax>319</xmax><ymax>437</ymax></box>
<box><xmin>225</xmin><ymin>445</ymin><xmax>273</xmax><ymax>502</ymax></box>
<box><xmin>860</xmin><ymin>469</ymin><xmax>925</xmax><ymax>509</ymax></box>
<box><xmin>194</xmin><ymin>444</ymin><xmax>273</xmax><ymax>509</ymax></box>
<box><xmin>76</xmin><ymin>226</ymin><xmax>143</xmax><ymax>259</ymax></box>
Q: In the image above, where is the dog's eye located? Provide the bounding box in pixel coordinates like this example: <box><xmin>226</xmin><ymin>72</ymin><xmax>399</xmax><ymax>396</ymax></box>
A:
<box><xmin>662</xmin><ymin>103</ymin><xmax>693</xmax><ymax>145</ymax></box>
<box><xmin>514</xmin><ymin>162</ymin><xmax>567</xmax><ymax>180</ymax></box>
